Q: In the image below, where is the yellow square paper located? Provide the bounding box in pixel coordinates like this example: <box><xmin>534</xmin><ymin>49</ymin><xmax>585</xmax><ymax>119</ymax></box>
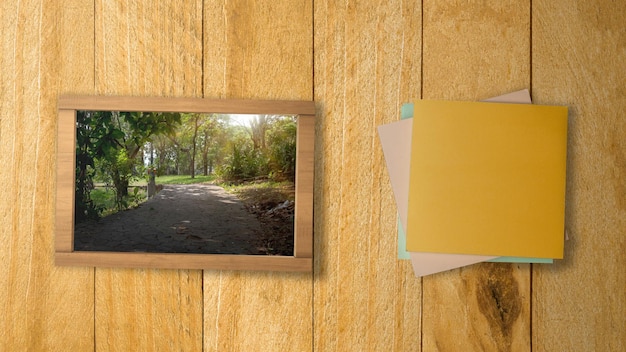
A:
<box><xmin>406</xmin><ymin>100</ymin><xmax>567</xmax><ymax>258</ymax></box>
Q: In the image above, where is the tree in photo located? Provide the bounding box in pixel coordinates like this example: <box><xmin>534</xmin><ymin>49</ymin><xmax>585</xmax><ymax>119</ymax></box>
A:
<box><xmin>217</xmin><ymin>115</ymin><xmax>296</xmax><ymax>183</ymax></box>
<box><xmin>267</xmin><ymin>116</ymin><xmax>297</xmax><ymax>181</ymax></box>
<box><xmin>75</xmin><ymin>110</ymin><xmax>181</xmax><ymax>221</ymax></box>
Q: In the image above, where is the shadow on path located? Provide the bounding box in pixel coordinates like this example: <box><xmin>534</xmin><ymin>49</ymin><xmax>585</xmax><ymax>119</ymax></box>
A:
<box><xmin>74</xmin><ymin>184</ymin><xmax>264</xmax><ymax>254</ymax></box>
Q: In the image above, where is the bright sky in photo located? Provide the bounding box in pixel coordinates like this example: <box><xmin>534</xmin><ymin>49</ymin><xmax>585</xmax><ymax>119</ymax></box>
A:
<box><xmin>228</xmin><ymin>113</ymin><xmax>258</xmax><ymax>126</ymax></box>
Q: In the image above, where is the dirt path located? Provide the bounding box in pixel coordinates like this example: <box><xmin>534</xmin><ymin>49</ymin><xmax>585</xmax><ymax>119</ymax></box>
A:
<box><xmin>74</xmin><ymin>184</ymin><xmax>265</xmax><ymax>254</ymax></box>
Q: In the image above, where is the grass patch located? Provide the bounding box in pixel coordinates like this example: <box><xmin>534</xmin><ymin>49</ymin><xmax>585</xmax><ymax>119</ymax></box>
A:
<box><xmin>222</xmin><ymin>181</ymin><xmax>295</xmax><ymax>205</ymax></box>
<box><xmin>90</xmin><ymin>186</ymin><xmax>147</xmax><ymax>217</ymax></box>
<box><xmin>156</xmin><ymin>174</ymin><xmax>215</xmax><ymax>185</ymax></box>
<box><xmin>90</xmin><ymin>188</ymin><xmax>116</xmax><ymax>215</ymax></box>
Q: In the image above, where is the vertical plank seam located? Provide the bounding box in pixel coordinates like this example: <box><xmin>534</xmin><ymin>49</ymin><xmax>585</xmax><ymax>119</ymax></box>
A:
<box><xmin>529</xmin><ymin>0</ymin><xmax>533</xmax><ymax>98</ymax></box>
<box><xmin>94</xmin><ymin>268</ymin><xmax>97</xmax><ymax>352</ymax></box>
<box><xmin>92</xmin><ymin>2</ymin><xmax>98</xmax><ymax>351</ymax></box>
<box><xmin>311</xmin><ymin>0</ymin><xmax>316</xmax><ymax>102</ymax></box>
<box><xmin>201</xmin><ymin>2</ymin><xmax>206</xmax><ymax>352</ymax></box>
<box><xmin>310</xmin><ymin>1</ymin><xmax>316</xmax><ymax>352</ymax></box>
<box><xmin>419</xmin><ymin>0</ymin><xmax>424</xmax><ymax>101</ymax></box>
<box><xmin>529</xmin><ymin>1</ymin><xmax>534</xmax><ymax>350</ymax></box>
<box><xmin>201</xmin><ymin>0</ymin><xmax>206</xmax><ymax>101</ymax></box>
<box><xmin>201</xmin><ymin>271</ymin><xmax>205</xmax><ymax>352</ymax></box>
<box><xmin>419</xmin><ymin>0</ymin><xmax>425</xmax><ymax>350</ymax></box>
<box><xmin>530</xmin><ymin>264</ymin><xmax>533</xmax><ymax>352</ymax></box>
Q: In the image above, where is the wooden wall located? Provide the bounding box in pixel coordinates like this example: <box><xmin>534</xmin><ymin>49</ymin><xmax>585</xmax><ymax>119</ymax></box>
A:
<box><xmin>0</xmin><ymin>0</ymin><xmax>623</xmax><ymax>351</ymax></box>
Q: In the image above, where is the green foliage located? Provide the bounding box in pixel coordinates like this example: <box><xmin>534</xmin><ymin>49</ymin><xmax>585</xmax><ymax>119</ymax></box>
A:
<box><xmin>267</xmin><ymin>117</ymin><xmax>297</xmax><ymax>181</ymax></box>
<box><xmin>89</xmin><ymin>188</ymin><xmax>115</xmax><ymax>211</ymax></box>
<box><xmin>89</xmin><ymin>186</ymin><xmax>146</xmax><ymax>217</ymax></box>
<box><xmin>75</xmin><ymin>111</ymin><xmax>124</xmax><ymax>221</ymax></box>
<box><xmin>214</xmin><ymin>115</ymin><xmax>297</xmax><ymax>183</ymax></box>
<box><xmin>75</xmin><ymin>110</ymin><xmax>181</xmax><ymax>222</ymax></box>
<box><xmin>101</xmin><ymin>148</ymin><xmax>138</xmax><ymax>210</ymax></box>
<box><xmin>217</xmin><ymin>137</ymin><xmax>269</xmax><ymax>182</ymax></box>
<box><xmin>152</xmin><ymin>113</ymin><xmax>221</xmax><ymax>176</ymax></box>
<box><xmin>75</xmin><ymin>110</ymin><xmax>299</xmax><ymax>221</ymax></box>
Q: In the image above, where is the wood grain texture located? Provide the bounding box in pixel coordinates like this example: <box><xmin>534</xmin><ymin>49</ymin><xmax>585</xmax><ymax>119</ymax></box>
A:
<box><xmin>0</xmin><ymin>0</ymin><xmax>95</xmax><ymax>350</ymax></box>
<box><xmin>423</xmin><ymin>1</ymin><xmax>530</xmax><ymax>101</ymax></box>
<box><xmin>93</xmin><ymin>1</ymin><xmax>203</xmax><ymax>350</ymax></box>
<box><xmin>532</xmin><ymin>1</ymin><xmax>626</xmax><ymax>350</ymax></box>
<box><xmin>58</xmin><ymin>95</ymin><xmax>316</xmax><ymax>115</ymax></box>
<box><xmin>421</xmin><ymin>1</ymin><xmax>531</xmax><ymax>351</ymax></box>
<box><xmin>295</xmin><ymin>114</ymin><xmax>315</xmax><ymax>258</ymax></box>
<box><xmin>202</xmin><ymin>1</ymin><xmax>314</xmax><ymax>351</ymax></box>
<box><xmin>95</xmin><ymin>1</ymin><xmax>203</xmax><ymax>98</ymax></box>
<box><xmin>55</xmin><ymin>109</ymin><xmax>77</xmax><ymax>252</ymax></box>
<box><xmin>2</xmin><ymin>1</ymin><xmax>625</xmax><ymax>350</ymax></box>
<box><xmin>204</xmin><ymin>0</ymin><xmax>313</xmax><ymax>101</ymax></box>
<box><xmin>313</xmin><ymin>1</ymin><xmax>422</xmax><ymax>351</ymax></box>
<box><xmin>57</xmin><ymin>252</ymin><xmax>312</xmax><ymax>272</ymax></box>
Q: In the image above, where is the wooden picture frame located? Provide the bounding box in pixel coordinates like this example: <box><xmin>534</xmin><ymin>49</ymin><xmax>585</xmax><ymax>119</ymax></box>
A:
<box><xmin>55</xmin><ymin>96</ymin><xmax>314</xmax><ymax>272</ymax></box>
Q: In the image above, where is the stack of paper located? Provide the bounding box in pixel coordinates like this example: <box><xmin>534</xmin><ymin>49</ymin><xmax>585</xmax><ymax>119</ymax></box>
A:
<box><xmin>378</xmin><ymin>90</ymin><xmax>568</xmax><ymax>276</ymax></box>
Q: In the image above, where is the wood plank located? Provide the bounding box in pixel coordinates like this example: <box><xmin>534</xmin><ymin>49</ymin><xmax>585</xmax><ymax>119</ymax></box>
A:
<box><xmin>202</xmin><ymin>1</ymin><xmax>314</xmax><ymax>351</ymax></box>
<box><xmin>420</xmin><ymin>1</ymin><xmax>531</xmax><ymax>350</ymax></box>
<box><xmin>204</xmin><ymin>1</ymin><xmax>313</xmax><ymax>101</ymax></box>
<box><xmin>55</xmin><ymin>109</ymin><xmax>77</xmax><ymax>253</ymax></box>
<box><xmin>313</xmin><ymin>1</ymin><xmax>422</xmax><ymax>351</ymax></box>
<box><xmin>56</xmin><ymin>252</ymin><xmax>312</xmax><ymax>272</ymax></box>
<box><xmin>58</xmin><ymin>95</ymin><xmax>316</xmax><ymax>115</ymax></box>
<box><xmin>0</xmin><ymin>1</ymin><xmax>95</xmax><ymax>350</ymax></box>
<box><xmin>532</xmin><ymin>0</ymin><xmax>626</xmax><ymax>350</ymax></box>
<box><xmin>294</xmin><ymin>114</ymin><xmax>315</xmax><ymax>258</ymax></box>
<box><xmin>93</xmin><ymin>1</ymin><xmax>203</xmax><ymax>350</ymax></box>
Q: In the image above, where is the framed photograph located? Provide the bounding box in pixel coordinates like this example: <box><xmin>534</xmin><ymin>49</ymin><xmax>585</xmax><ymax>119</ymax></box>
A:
<box><xmin>55</xmin><ymin>96</ymin><xmax>314</xmax><ymax>271</ymax></box>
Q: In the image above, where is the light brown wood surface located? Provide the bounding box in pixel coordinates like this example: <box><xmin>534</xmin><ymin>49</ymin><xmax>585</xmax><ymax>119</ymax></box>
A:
<box><xmin>57</xmin><ymin>95</ymin><xmax>316</xmax><ymax>115</ymax></box>
<box><xmin>313</xmin><ymin>1</ymin><xmax>423</xmax><ymax>351</ymax></box>
<box><xmin>55</xmin><ymin>109</ymin><xmax>77</xmax><ymax>253</ymax></box>
<box><xmin>92</xmin><ymin>1</ymin><xmax>204</xmax><ymax>350</ymax></box>
<box><xmin>295</xmin><ymin>114</ymin><xmax>316</xmax><ymax>258</ymax></box>
<box><xmin>1</xmin><ymin>0</ymin><xmax>624</xmax><ymax>351</ymax></box>
<box><xmin>532</xmin><ymin>1</ymin><xmax>626</xmax><ymax>350</ymax></box>
<box><xmin>0</xmin><ymin>1</ymin><xmax>95</xmax><ymax>350</ymax></box>
<box><xmin>202</xmin><ymin>1</ymin><xmax>314</xmax><ymax>351</ymax></box>
<box><xmin>420</xmin><ymin>1</ymin><xmax>532</xmax><ymax>351</ymax></box>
